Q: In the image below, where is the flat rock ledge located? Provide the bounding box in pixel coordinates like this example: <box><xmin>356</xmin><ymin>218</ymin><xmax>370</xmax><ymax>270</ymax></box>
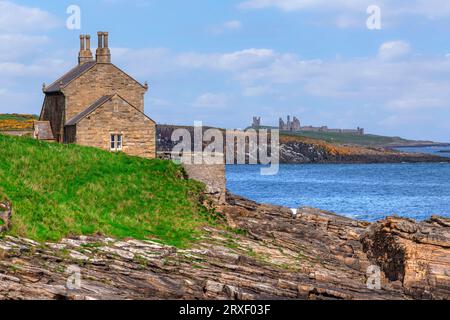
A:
<box><xmin>0</xmin><ymin>194</ymin><xmax>449</xmax><ymax>300</ymax></box>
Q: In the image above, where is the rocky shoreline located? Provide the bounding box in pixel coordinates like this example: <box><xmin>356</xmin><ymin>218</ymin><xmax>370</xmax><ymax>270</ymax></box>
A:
<box><xmin>157</xmin><ymin>125</ymin><xmax>450</xmax><ymax>164</ymax></box>
<box><xmin>1</xmin><ymin>194</ymin><xmax>448</xmax><ymax>300</ymax></box>
<box><xmin>279</xmin><ymin>138</ymin><xmax>450</xmax><ymax>164</ymax></box>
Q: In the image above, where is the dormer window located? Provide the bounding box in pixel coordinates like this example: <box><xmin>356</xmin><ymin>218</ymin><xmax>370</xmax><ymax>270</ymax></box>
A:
<box><xmin>110</xmin><ymin>134</ymin><xmax>123</xmax><ymax>151</ymax></box>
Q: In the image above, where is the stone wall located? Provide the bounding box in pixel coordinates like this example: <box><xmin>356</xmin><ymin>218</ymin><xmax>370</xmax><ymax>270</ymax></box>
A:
<box><xmin>75</xmin><ymin>95</ymin><xmax>156</xmax><ymax>158</ymax></box>
<box><xmin>158</xmin><ymin>152</ymin><xmax>226</xmax><ymax>204</ymax></box>
<box><xmin>63</xmin><ymin>63</ymin><xmax>147</xmax><ymax>121</ymax></box>
<box><xmin>183</xmin><ymin>162</ymin><xmax>226</xmax><ymax>204</ymax></box>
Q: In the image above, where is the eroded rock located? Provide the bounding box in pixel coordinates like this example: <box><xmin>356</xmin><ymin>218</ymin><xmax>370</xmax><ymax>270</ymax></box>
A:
<box><xmin>362</xmin><ymin>216</ymin><xmax>450</xmax><ymax>299</ymax></box>
<box><xmin>0</xmin><ymin>201</ymin><xmax>12</xmax><ymax>233</ymax></box>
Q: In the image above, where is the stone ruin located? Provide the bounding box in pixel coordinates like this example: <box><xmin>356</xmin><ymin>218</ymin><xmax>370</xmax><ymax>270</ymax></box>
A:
<box><xmin>252</xmin><ymin>117</ymin><xmax>261</xmax><ymax>129</ymax></box>
<box><xmin>278</xmin><ymin>115</ymin><xmax>364</xmax><ymax>135</ymax></box>
<box><xmin>279</xmin><ymin>116</ymin><xmax>301</xmax><ymax>132</ymax></box>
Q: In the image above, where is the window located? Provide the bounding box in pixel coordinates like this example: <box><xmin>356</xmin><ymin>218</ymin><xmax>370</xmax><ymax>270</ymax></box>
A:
<box><xmin>110</xmin><ymin>134</ymin><xmax>123</xmax><ymax>151</ymax></box>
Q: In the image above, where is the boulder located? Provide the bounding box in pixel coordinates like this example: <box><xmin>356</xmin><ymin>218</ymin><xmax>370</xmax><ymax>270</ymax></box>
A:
<box><xmin>362</xmin><ymin>217</ymin><xmax>450</xmax><ymax>299</ymax></box>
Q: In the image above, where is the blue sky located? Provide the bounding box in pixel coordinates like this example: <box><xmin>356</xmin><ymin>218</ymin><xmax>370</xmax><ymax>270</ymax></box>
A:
<box><xmin>1</xmin><ymin>0</ymin><xmax>450</xmax><ymax>141</ymax></box>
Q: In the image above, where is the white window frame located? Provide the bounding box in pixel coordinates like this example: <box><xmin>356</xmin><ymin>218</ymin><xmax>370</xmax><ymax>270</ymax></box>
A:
<box><xmin>110</xmin><ymin>134</ymin><xmax>123</xmax><ymax>151</ymax></box>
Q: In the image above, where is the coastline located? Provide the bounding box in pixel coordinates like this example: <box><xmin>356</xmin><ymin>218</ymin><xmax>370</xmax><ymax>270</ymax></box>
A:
<box><xmin>1</xmin><ymin>193</ymin><xmax>448</xmax><ymax>300</ymax></box>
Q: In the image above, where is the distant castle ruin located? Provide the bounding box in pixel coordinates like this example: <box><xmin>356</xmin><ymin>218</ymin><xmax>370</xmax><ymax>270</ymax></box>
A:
<box><xmin>252</xmin><ymin>116</ymin><xmax>364</xmax><ymax>135</ymax></box>
<box><xmin>252</xmin><ymin>117</ymin><xmax>261</xmax><ymax>128</ymax></box>
<box><xmin>279</xmin><ymin>116</ymin><xmax>301</xmax><ymax>132</ymax></box>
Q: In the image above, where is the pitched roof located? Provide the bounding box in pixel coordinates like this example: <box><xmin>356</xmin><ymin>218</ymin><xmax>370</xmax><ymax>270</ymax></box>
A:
<box><xmin>44</xmin><ymin>61</ymin><xmax>97</xmax><ymax>93</ymax></box>
<box><xmin>44</xmin><ymin>61</ymin><xmax>147</xmax><ymax>93</ymax></box>
<box><xmin>65</xmin><ymin>94</ymin><xmax>156</xmax><ymax>127</ymax></box>
<box><xmin>65</xmin><ymin>95</ymin><xmax>113</xmax><ymax>126</ymax></box>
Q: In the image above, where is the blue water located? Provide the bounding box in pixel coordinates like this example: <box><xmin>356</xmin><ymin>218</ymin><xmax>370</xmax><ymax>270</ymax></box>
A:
<box><xmin>395</xmin><ymin>146</ymin><xmax>450</xmax><ymax>158</ymax></box>
<box><xmin>226</xmin><ymin>163</ymin><xmax>450</xmax><ymax>221</ymax></box>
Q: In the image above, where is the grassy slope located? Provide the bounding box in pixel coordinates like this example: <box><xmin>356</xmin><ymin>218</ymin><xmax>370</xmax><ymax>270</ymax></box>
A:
<box><xmin>253</xmin><ymin>126</ymin><xmax>433</xmax><ymax>147</ymax></box>
<box><xmin>0</xmin><ymin>134</ymin><xmax>216</xmax><ymax>247</ymax></box>
<box><xmin>279</xmin><ymin>134</ymin><xmax>383</xmax><ymax>157</ymax></box>
<box><xmin>280</xmin><ymin>131</ymin><xmax>413</xmax><ymax>146</ymax></box>
<box><xmin>0</xmin><ymin>114</ymin><xmax>38</xmax><ymax>121</ymax></box>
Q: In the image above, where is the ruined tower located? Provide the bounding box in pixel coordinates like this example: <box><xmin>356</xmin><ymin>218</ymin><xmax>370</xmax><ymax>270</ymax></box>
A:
<box><xmin>252</xmin><ymin>117</ymin><xmax>261</xmax><ymax>128</ymax></box>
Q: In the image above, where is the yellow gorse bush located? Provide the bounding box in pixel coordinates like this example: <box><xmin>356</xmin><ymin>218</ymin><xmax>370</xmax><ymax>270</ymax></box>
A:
<box><xmin>0</xmin><ymin>119</ymin><xmax>34</xmax><ymax>131</ymax></box>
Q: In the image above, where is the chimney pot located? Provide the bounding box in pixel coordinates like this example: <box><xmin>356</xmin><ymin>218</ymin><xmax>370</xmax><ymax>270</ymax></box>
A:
<box><xmin>103</xmin><ymin>32</ymin><xmax>109</xmax><ymax>48</ymax></box>
<box><xmin>80</xmin><ymin>35</ymin><xmax>85</xmax><ymax>51</ymax></box>
<box><xmin>86</xmin><ymin>35</ymin><xmax>91</xmax><ymax>50</ymax></box>
<box><xmin>97</xmin><ymin>31</ymin><xmax>103</xmax><ymax>48</ymax></box>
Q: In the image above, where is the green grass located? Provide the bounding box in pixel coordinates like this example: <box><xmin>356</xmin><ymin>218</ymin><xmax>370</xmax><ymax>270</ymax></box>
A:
<box><xmin>0</xmin><ymin>134</ymin><xmax>218</xmax><ymax>247</ymax></box>
<box><xmin>0</xmin><ymin>114</ymin><xmax>38</xmax><ymax>121</ymax></box>
<box><xmin>280</xmin><ymin>131</ymin><xmax>419</xmax><ymax>147</ymax></box>
<box><xmin>248</xmin><ymin>125</ymin><xmax>425</xmax><ymax>147</ymax></box>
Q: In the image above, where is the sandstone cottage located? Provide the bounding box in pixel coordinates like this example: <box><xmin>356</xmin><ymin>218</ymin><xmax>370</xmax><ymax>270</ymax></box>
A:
<box><xmin>38</xmin><ymin>32</ymin><xmax>156</xmax><ymax>158</ymax></box>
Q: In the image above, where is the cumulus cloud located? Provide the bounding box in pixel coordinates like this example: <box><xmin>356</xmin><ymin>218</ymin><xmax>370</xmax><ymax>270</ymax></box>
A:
<box><xmin>239</xmin><ymin>0</ymin><xmax>368</xmax><ymax>12</ymax></box>
<box><xmin>0</xmin><ymin>1</ymin><xmax>60</xmax><ymax>32</ymax></box>
<box><xmin>223</xmin><ymin>20</ymin><xmax>243</xmax><ymax>30</ymax></box>
<box><xmin>209</xmin><ymin>20</ymin><xmax>243</xmax><ymax>34</ymax></box>
<box><xmin>0</xmin><ymin>34</ymin><xmax>50</xmax><ymax>61</ymax></box>
<box><xmin>238</xmin><ymin>0</ymin><xmax>450</xmax><ymax>28</ymax></box>
<box><xmin>378</xmin><ymin>41</ymin><xmax>411</xmax><ymax>61</ymax></box>
<box><xmin>192</xmin><ymin>93</ymin><xmax>230</xmax><ymax>109</ymax></box>
<box><xmin>178</xmin><ymin>49</ymin><xmax>274</xmax><ymax>71</ymax></box>
<box><xmin>113</xmin><ymin>43</ymin><xmax>450</xmax><ymax>114</ymax></box>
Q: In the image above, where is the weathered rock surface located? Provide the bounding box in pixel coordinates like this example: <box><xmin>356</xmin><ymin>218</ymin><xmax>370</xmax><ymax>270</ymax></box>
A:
<box><xmin>280</xmin><ymin>140</ymin><xmax>450</xmax><ymax>164</ymax></box>
<box><xmin>362</xmin><ymin>216</ymin><xmax>450</xmax><ymax>299</ymax></box>
<box><xmin>0</xmin><ymin>201</ymin><xmax>12</xmax><ymax>233</ymax></box>
<box><xmin>0</xmin><ymin>195</ymin><xmax>448</xmax><ymax>300</ymax></box>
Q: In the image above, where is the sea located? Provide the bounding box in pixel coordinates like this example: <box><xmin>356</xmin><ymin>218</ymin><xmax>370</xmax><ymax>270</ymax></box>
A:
<box><xmin>226</xmin><ymin>146</ymin><xmax>450</xmax><ymax>221</ymax></box>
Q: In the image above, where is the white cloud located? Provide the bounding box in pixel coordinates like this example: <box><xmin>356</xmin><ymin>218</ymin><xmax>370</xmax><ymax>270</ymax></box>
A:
<box><xmin>178</xmin><ymin>49</ymin><xmax>274</xmax><ymax>71</ymax></box>
<box><xmin>0</xmin><ymin>1</ymin><xmax>60</xmax><ymax>32</ymax></box>
<box><xmin>224</xmin><ymin>20</ymin><xmax>242</xmax><ymax>30</ymax></box>
<box><xmin>335</xmin><ymin>15</ymin><xmax>361</xmax><ymax>28</ymax></box>
<box><xmin>0</xmin><ymin>34</ymin><xmax>50</xmax><ymax>61</ymax></box>
<box><xmin>242</xmin><ymin>85</ymin><xmax>271</xmax><ymax>97</ymax></box>
<box><xmin>192</xmin><ymin>93</ymin><xmax>230</xmax><ymax>109</ymax></box>
<box><xmin>113</xmin><ymin>43</ymin><xmax>450</xmax><ymax>114</ymax></box>
<box><xmin>239</xmin><ymin>0</ymin><xmax>450</xmax><ymax>26</ymax></box>
<box><xmin>208</xmin><ymin>20</ymin><xmax>243</xmax><ymax>35</ymax></box>
<box><xmin>378</xmin><ymin>41</ymin><xmax>411</xmax><ymax>61</ymax></box>
<box><xmin>239</xmin><ymin>0</ymin><xmax>368</xmax><ymax>12</ymax></box>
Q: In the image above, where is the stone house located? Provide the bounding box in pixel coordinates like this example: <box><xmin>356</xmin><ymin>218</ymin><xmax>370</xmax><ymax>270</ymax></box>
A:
<box><xmin>39</xmin><ymin>32</ymin><xmax>156</xmax><ymax>158</ymax></box>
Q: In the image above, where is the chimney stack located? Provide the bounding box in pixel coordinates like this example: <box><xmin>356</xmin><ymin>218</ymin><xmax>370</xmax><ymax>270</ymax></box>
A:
<box><xmin>78</xmin><ymin>34</ymin><xmax>93</xmax><ymax>65</ymax></box>
<box><xmin>96</xmin><ymin>31</ymin><xmax>111</xmax><ymax>64</ymax></box>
